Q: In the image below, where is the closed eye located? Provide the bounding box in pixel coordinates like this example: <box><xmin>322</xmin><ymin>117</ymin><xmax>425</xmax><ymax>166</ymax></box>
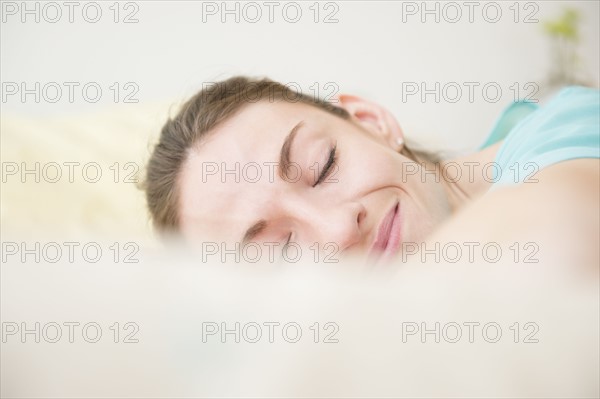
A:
<box><xmin>313</xmin><ymin>144</ymin><xmax>337</xmax><ymax>187</ymax></box>
<box><xmin>281</xmin><ymin>232</ymin><xmax>293</xmax><ymax>258</ymax></box>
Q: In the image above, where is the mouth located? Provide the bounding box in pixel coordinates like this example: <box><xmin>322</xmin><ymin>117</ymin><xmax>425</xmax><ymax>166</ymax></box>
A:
<box><xmin>369</xmin><ymin>201</ymin><xmax>402</xmax><ymax>261</ymax></box>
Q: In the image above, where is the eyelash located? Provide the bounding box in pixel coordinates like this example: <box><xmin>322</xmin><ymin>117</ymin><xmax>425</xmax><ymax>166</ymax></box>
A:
<box><xmin>284</xmin><ymin>233</ymin><xmax>292</xmax><ymax>248</ymax></box>
<box><xmin>281</xmin><ymin>232</ymin><xmax>293</xmax><ymax>258</ymax></box>
<box><xmin>313</xmin><ymin>144</ymin><xmax>337</xmax><ymax>187</ymax></box>
<box><xmin>284</xmin><ymin>143</ymin><xmax>337</xmax><ymax>251</ymax></box>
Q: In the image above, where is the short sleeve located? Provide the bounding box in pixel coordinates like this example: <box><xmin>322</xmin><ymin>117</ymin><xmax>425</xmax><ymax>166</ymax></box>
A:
<box><xmin>489</xmin><ymin>86</ymin><xmax>600</xmax><ymax>188</ymax></box>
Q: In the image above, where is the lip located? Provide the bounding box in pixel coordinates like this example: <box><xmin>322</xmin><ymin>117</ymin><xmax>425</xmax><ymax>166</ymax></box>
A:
<box><xmin>369</xmin><ymin>201</ymin><xmax>402</xmax><ymax>261</ymax></box>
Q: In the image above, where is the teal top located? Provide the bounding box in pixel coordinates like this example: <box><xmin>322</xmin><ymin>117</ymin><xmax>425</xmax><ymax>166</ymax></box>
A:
<box><xmin>480</xmin><ymin>86</ymin><xmax>600</xmax><ymax>187</ymax></box>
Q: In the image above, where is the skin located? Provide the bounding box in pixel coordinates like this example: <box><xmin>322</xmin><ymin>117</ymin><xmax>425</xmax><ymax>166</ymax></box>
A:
<box><xmin>177</xmin><ymin>95</ymin><xmax>507</xmax><ymax>262</ymax></box>
<box><xmin>426</xmin><ymin>158</ymin><xmax>599</xmax><ymax>276</ymax></box>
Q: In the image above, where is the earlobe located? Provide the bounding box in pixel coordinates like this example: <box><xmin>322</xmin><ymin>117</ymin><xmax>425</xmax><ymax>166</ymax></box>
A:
<box><xmin>395</xmin><ymin>137</ymin><xmax>404</xmax><ymax>151</ymax></box>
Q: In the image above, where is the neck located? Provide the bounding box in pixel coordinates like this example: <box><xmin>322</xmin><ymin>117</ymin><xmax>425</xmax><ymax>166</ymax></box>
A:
<box><xmin>438</xmin><ymin>141</ymin><xmax>504</xmax><ymax>212</ymax></box>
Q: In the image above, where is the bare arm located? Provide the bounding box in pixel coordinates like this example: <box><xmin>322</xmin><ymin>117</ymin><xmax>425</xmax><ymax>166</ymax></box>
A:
<box><xmin>422</xmin><ymin>158</ymin><xmax>600</xmax><ymax>274</ymax></box>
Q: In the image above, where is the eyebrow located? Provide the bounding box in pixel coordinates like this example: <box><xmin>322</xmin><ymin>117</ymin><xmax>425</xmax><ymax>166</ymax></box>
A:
<box><xmin>242</xmin><ymin>219</ymin><xmax>268</xmax><ymax>245</ymax></box>
<box><xmin>278</xmin><ymin>120</ymin><xmax>304</xmax><ymax>181</ymax></box>
<box><xmin>241</xmin><ymin>121</ymin><xmax>304</xmax><ymax>245</ymax></box>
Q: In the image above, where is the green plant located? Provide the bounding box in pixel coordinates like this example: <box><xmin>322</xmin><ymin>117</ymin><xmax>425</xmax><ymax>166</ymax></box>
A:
<box><xmin>542</xmin><ymin>8</ymin><xmax>587</xmax><ymax>87</ymax></box>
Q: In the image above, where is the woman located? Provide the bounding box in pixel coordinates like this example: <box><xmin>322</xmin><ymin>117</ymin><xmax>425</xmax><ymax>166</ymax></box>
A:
<box><xmin>143</xmin><ymin>76</ymin><xmax>599</xmax><ymax>266</ymax></box>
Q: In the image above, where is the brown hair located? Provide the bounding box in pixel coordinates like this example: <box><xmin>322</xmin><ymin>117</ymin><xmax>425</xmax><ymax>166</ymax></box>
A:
<box><xmin>142</xmin><ymin>76</ymin><xmax>430</xmax><ymax>233</ymax></box>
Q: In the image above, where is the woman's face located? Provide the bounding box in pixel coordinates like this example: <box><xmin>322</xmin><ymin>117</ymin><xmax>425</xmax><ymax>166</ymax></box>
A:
<box><xmin>178</xmin><ymin>96</ymin><xmax>450</xmax><ymax>262</ymax></box>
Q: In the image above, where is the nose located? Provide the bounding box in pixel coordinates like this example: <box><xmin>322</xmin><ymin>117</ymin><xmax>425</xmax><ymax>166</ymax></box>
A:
<box><xmin>287</xmin><ymin>200</ymin><xmax>367</xmax><ymax>253</ymax></box>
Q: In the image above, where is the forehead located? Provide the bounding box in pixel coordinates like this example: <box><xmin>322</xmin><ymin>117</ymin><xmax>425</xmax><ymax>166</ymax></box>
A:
<box><xmin>177</xmin><ymin>100</ymin><xmax>325</xmax><ymax>241</ymax></box>
<box><xmin>192</xmin><ymin>99</ymin><xmax>307</xmax><ymax>159</ymax></box>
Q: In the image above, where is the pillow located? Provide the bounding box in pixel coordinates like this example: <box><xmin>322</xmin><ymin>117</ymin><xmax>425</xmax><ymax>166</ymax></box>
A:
<box><xmin>1</xmin><ymin>101</ymin><xmax>177</xmax><ymax>243</ymax></box>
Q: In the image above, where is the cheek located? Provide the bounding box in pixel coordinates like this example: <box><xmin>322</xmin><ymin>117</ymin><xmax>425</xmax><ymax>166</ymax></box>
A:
<box><xmin>401</xmin><ymin>163</ymin><xmax>452</xmax><ymax>239</ymax></box>
<box><xmin>341</xmin><ymin>157</ymin><xmax>394</xmax><ymax>192</ymax></box>
<box><xmin>342</xmin><ymin>139</ymin><xmax>404</xmax><ymax>189</ymax></box>
<box><xmin>401</xmin><ymin>161</ymin><xmax>438</xmax><ymax>207</ymax></box>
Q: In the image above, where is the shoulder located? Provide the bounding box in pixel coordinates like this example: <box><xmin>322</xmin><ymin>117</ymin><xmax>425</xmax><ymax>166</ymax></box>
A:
<box><xmin>427</xmin><ymin>158</ymin><xmax>599</xmax><ymax>271</ymax></box>
<box><xmin>491</xmin><ymin>86</ymin><xmax>600</xmax><ymax>188</ymax></box>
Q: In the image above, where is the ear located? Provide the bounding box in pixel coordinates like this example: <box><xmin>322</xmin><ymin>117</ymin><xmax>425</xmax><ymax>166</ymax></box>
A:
<box><xmin>333</xmin><ymin>94</ymin><xmax>405</xmax><ymax>151</ymax></box>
